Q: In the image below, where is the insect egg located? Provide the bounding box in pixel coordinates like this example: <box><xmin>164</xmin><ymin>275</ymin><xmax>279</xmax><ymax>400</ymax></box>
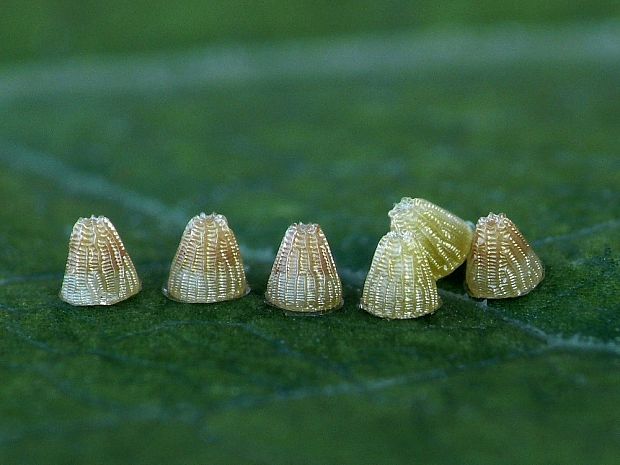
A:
<box><xmin>360</xmin><ymin>230</ymin><xmax>441</xmax><ymax>319</ymax></box>
<box><xmin>466</xmin><ymin>212</ymin><xmax>544</xmax><ymax>299</ymax></box>
<box><xmin>265</xmin><ymin>223</ymin><xmax>343</xmax><ymax>313</ymax></box>
<box><xmin>164</xmin><ymin>212</ymin><xmax>250</xmax><ymax>303</ymax></box>
<box><xmin>60</xmin><ymin>215</ymin><xmax>141</xmax><ymax>306</ymax></box>
<box><xmin>389</xmin><ymin>197</ymin><xmax>473</xmax><ymax>280</ymax></box>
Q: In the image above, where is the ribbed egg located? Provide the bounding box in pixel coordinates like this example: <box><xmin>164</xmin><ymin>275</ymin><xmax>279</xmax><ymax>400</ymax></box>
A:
<box><xmin>360</xmin><ymin>230</ymin><xmax>441</xmax><ymax>319</ymax></box>
<box><xmin>466</xmin><ymin>212</ymin><xmax>544</xmax><ymax>298</ymax></box>
<box><xmin>164</xmin><ymin>213</ymin><xmax>250</xmax><ymax>303</ymax></box>
<box><xmin>389</xmin><ymin>197</ymin><xmax>472</xmax><ymax>279</ymax></box>
<box><xmin>265</xmin><ymin>223</ymin><xmax>343</xmax><ymax>313</ymax></box>
<box><xmin>60</xmin><ymin>216</ymin><xmax>141</xmax><ymax>306</ymax></box>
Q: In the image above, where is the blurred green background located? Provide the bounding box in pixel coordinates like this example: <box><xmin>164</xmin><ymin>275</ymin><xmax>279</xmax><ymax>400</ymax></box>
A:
<box><xmin>1</xmin><ymin>2</ymin><xmax>619</xmax><ymax>464</ymax></box>
<box><xmin>2</xmin><ymin>0</ymin><xmax>619</xmax><ymax>63</ymax></box>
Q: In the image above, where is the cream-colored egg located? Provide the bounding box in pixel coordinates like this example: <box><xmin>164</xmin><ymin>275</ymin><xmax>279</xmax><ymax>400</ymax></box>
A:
<box><xmin>360</xmin><ymin>230</ymin><xmax>441</xmax><ymax>319</ymax></box>
<box><xmin>466</xmin><ymin>212</ymin><xmax>544</xmax><ymax>299</ymax></box>
<box><xmin>389</xmin><ymin>197</ymin><xmax>472</xmax><ymax>280</ymax></box>
<box><xmin>265</xmin><ymin>223</ymin><xmax>343</xmax><ymax>313</ymax></box>
<box><xmin>164</xmin><ymin>213</ymin><xmax>250</xmax><ymax>303</ymax></box>
<box><xmin>60</xmin><ymin>216</ymin><xmax>141</xmax><ymax>306</ymax></box>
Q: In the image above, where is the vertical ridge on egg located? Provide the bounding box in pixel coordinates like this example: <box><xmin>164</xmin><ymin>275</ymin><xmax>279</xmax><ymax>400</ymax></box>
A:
<box><xmin>265</xmin><ymin>223</ymin><xmax>343</xmax><ymax>313</ymax></box>
<box><xmin>389</xmin><ymin>197</ymin><xmax>472</xmax><ymax>279</ymax></box>
<box><xmin>466</xmin><ymin>212</ymin><xmax>544</xmax><ymax>299</ymax></box>
<box><xmin>164</xmin><ymin>212</ymin><xmax>250</xmax><ymax>303</ymax></box>
<box><xmin>360</xmin><ymin>230</ymin><xmax>441</xmax><ymax>319</ymax></box>
<box><xmin>60</xmin><ymin>216</ymin><xmax>141</xmax><ymax>306</ymax></box>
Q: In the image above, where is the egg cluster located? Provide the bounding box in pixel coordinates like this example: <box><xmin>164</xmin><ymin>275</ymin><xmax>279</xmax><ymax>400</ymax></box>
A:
<box><xmin>59</xmin><ymin>199</ymin><xmax>544</xmax><ymax>318</ymax></box>
<box><xmin>360</xmin><ymin>198</ymin><xmax>544</xmax><ymax>319</ymax></box>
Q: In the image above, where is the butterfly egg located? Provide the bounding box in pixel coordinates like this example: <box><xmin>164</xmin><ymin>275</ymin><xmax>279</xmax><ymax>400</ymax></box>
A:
<box><xmin>466</xmin><ymin>212</ymin><xmax>544</xmax><ymax>299</ymax></box>
<box><xmin>164</xmin><ymin>212</ymin><xmax>250</xmax><ymax>303</ymax></box>
<box><xmin>388</xmin><ymin>197</ymin><xmax>473</xmax><ymax>280</ymax></box>
<box><xmin>60</xmin><ymin>216</ymin><xmax>141</xmax><ymax>306</ymax></box>
<box><xmin>265</xmin><ymin>223</ymin><xmax>343</xmax><ymax>313</ymax></box>
<box><xmin>360</xmin><ymin>230</ymin><xmax>441</xmax><ymax>319</ymax></box>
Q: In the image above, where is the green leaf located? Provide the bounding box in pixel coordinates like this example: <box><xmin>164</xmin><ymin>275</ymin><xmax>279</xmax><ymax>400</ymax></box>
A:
<box><xmin>0</xmin><ymin>19</ymin><xmax>619</xmax><ymax>465</ymax></box>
